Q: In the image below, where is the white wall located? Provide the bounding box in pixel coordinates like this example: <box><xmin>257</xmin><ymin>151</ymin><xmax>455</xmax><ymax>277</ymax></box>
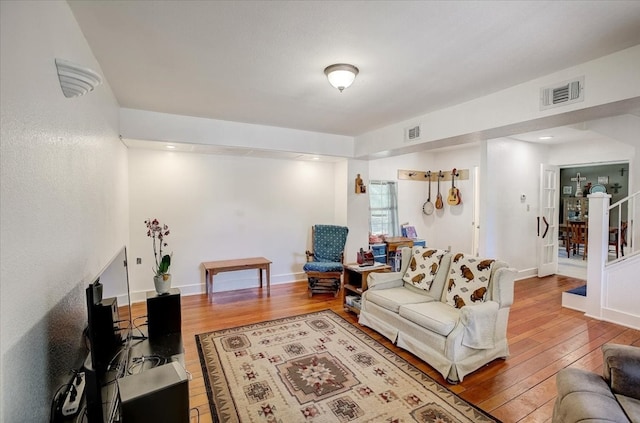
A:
<box><xmin>549</xmin><ymin>116</ymin><xmax>639</xmax><ymax>198</ymax></box>
<box><xmin>0</xmin><ymin>1</ymin><xmax>127</xmax><ymax>421</ymax></box>
<box><xmin>429</xmin><ymin>147</ymin><xmax>480</xmax><ymax>253</ymax></box>
<box><xmin>603</xmin><ymin>254</ymin><xmax>640</xmax><ymax>329</ymax></box>
<box><xmin>369</xmin><ymin>151</ymin><xmax>435</xmax><ymax>239</ymax></box>
<box><xmin>368</xmin><ymin>146</ymin><xmax>479</xmax><ymax>253</ymax></box>
<box><xmin>586</xmin><ymin>114</ymin><xmax>640</xmax><ymax>194</ymax></box>
<box><xmin>549</xmin><ymin>138</ymin><xmax>636</xmax><ymax>168</ymax></box>
<box><xmin>120</xmin><ymin>108</ymin><xmax>354</xmax><ymax>158</ymax></box>
<box><xmin>484</xmin><ymin>139</ymin><xmax>547</xmax><ymax>272</ymax></box>
<box><xmin>127</xmin><ymin>149</ymin><xmax>341</xmax><ymax>298</ymax></box>
<box><xmin>344</xmin><ymin>159</ymin><xmax>371</xmax><ymax>263</ymax></box>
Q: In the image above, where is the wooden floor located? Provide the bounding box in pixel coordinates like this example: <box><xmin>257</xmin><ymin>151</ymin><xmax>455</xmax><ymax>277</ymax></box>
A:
<box><xmin>131</xmin><ymin>275</ymin><xmax>640</xmax><ymax>423</ymax></box>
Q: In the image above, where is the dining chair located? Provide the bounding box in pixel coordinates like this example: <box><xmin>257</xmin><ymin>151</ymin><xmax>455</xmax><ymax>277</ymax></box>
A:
<box><xmin>608</xmin><ymin>221</ymin><xmax>629</xmax><ymax>258</ymax></box>
<box><xmin>567</xmin><ymin>220</ymin><xmax>588</xmax><ymax>259</ymax></box>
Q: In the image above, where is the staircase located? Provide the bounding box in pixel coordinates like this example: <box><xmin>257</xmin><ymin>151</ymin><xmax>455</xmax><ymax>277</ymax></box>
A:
<box><xmin>561</xmin><ymin>190</ymin><xmax>639</xmax><ymax>329</ymax></box>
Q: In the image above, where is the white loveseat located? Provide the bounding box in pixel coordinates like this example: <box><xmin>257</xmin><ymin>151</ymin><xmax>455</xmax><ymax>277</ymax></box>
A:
<box><xmin>358</xmin><ymin>246</ymin><xmax>517</xmax><ymax>383</ymax></box>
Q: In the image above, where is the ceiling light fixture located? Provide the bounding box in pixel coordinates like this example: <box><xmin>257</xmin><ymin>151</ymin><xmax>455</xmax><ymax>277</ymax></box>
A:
<box><xmin>324</xmin><ymin>63</ymin><xmax>359</xmax><ymax>93</ymax></box>
<box><xmin>539</xmin><ymin>136</ymin><xmax>554</xmax><ymax>140</ymax></box>
<box><xmin>166</xmin><ymin>145</ymin><xmax>176</xmax><ymax>149</ymax></box>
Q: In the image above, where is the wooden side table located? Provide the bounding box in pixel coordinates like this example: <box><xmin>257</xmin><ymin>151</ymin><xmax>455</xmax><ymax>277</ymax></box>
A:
<box><xmin>343</xmin><ymin>263</ymin><xmax>391</xmax><ymax>314</ymax></box>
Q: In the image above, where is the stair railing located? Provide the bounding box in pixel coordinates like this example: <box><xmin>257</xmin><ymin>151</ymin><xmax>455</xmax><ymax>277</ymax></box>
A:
<box><xmin>607</xmin><ymin>190</ymin><xmax>638</xmax><ymax>265</ymax></box>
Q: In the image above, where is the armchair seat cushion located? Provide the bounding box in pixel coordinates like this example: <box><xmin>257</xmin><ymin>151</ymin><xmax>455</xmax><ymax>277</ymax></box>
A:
<box><xmin>399</xmin><ymin>302</ymin><xmax>460</xmax><ymax>337</ymax></box>
<box><xmin>303</xmin><ymin>261</ymin><xmax>344</xmax><ymax>273</ymax></box>
<box><xmin>366</xmin><ymin>287</ymin><xmax>436</xmax><ymax>313</ymax></box>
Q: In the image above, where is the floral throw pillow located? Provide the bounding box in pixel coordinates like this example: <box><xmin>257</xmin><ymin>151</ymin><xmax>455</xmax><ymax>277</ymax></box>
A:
<box><xmin>445</xmin><ymin>254</ymin><xmax>495</xmax><ymax>309</ymax></box>
<box><xmin>402</xmin><ymin>248</ymin><xmax>447</xmax><ymax>291</ymax></box>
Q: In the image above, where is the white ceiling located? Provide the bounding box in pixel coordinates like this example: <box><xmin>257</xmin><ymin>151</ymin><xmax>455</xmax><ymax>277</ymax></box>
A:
<box><xmin>68</xmin><ymin>0</ymin><xmax>640</xmax><ymax>139</ymax></box>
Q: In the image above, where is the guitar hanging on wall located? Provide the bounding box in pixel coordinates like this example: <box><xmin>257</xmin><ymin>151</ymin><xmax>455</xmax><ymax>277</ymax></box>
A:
<box><xmin>422</xmin><ymin>171</ymin><xmax>434</xmax><ymax>215</ymax></box>
<box><xmin>447</xmin><ymin>168</ymin><xmax>461</xmax><ymax>205</ymax></box>
<box><xmin>435</xmin><ymin>171</ymin><xmax>444</xmax><ymax>209</ymax></box>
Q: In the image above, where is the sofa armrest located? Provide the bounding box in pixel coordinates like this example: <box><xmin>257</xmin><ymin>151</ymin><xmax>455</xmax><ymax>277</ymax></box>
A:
<box><xmin>367</xmin><ymin>272</ymin><xmax>404</xmax><ymax>290</ymax></box>
<box><xmin>602</xmin><ymin>343</ymin><xmax>640</xmax><ymax>400</ymax></box>
<box><xmin>491</xmin><ymin>267</ymin><xmax>516</xmax><ymax>308</ymax></box>
<box><xmin>460</xmin><ymin>301</ymin><xmax>499</xmax><ymax>349</ymax></box>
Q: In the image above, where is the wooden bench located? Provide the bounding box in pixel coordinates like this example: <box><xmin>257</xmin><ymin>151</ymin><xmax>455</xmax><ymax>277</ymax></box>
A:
<box><xmin>202</xmin><ymin>257</ymin><xmax>272</xmax><ymax>296</ymax></box>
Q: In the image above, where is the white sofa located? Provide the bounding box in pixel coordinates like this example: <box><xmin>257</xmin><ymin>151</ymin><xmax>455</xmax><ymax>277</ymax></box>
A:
<box><xmin>358</xmin><ymin>246</ymin><xmax>517</xmax><ymax>383</ymax></box>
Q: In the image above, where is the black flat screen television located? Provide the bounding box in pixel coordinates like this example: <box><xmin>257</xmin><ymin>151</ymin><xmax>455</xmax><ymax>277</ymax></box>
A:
<box><xmin>84</xmin><ymin>246</ymin><xmax>133</xmax><ymax>423</ymax></box>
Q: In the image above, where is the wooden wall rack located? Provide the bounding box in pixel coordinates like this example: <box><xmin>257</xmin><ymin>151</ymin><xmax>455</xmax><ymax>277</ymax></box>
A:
<box><xmin>397</xmin><ymin>168</ymin><xmax>469</xmax><ymax>182</ymax></box>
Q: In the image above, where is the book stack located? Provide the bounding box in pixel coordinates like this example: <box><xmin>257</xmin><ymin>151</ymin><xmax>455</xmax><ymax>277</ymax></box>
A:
<box><xmin>345</xmin><ymin>295</ymin><xmax>361</xmax><ymax>309</ymax></box>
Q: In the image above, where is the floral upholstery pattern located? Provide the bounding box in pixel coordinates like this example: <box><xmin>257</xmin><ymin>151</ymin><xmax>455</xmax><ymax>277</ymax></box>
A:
<box><xmin>304</xmin><ymin>261</ymin><xmax>345</xmax><ymax>272</ymax></box>
<box><xmin>311</xmin><ymin>225</ymin><xmax>349</xmax><ymax>263</ymax></box>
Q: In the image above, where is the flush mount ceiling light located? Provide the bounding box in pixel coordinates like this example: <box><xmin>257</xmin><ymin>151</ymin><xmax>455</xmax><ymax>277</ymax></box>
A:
<box><xmin>55</xmin><ymin>58</ymin><xmax>103</xmax><ymax>98</ymax></box>
<box><xmin>324</xmin><ymin>63</ymin><xmax>359</xmax><ymax>93</ymax></box>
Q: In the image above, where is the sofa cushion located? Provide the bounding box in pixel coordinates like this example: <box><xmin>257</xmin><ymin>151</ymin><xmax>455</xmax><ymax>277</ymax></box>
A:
<box><xmin>445</xmin><ymin>254</ymin><xmax>495</xmax><ymax>309</ymax></box>
<box><xmin>303</xmin><ymin>261</ymin><xmax>344</xmax><ymax>272</ymax></box>
<box><xmin>402</xmin><ymin>248</ymin><xmax>447</xmax><ymax>291</ymax></box>
<box><xmin>365</xmin><ymin>287</ymin><xmax>436</xmax><ymax>313</ymax></box>
<box><xmin>399</xmin><ymin>302</ymin><xmax>460</xmax><ymax>337</ymax></box>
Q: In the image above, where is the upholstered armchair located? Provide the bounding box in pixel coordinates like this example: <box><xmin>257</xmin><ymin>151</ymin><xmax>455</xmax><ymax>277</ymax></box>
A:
<box><xmin>303</xmin><ymin>225</ymin><xmax>349</xmax><ymax>297</ymax></box>
<box><xmin>553</xmin><ymin>343</ymin><xmax>640</xmax><ymax>423</ymax></box>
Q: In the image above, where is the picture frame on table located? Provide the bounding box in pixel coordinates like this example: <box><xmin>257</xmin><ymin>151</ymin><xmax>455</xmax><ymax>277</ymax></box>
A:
<box><xmin>402</xmin><ymin>225</ymin><xmax>418</xmax><ymax>239</ymax></box>
<box><xmin>563</xmin><ymin>186</ymin><xmax>572</xmax><ymax>195</ymax></box>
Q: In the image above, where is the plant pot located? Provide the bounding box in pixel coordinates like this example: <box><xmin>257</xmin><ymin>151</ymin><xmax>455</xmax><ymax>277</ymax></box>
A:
<box><xmin>153</xmin><ymin>274</ymin><xmax>172</xmax><ymax>295</ymax></box>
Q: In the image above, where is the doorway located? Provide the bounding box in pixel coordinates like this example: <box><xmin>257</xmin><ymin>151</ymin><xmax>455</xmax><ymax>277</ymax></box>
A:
<box><xmin>557</xmin><ymin>162</ymin><xmax>629</xmax><ymax>279</ymax></box>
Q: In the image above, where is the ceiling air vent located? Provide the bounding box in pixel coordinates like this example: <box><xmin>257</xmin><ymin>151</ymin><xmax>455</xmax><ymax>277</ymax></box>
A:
<box><xmin>540</xmin><ymin>76</ymin><xmax>584</xmax><ymax>110</ymax></box>
<box><xmin>405</xmin><ymin>124</ymin><xmax>422</xmax><ymax>142</ymax></box>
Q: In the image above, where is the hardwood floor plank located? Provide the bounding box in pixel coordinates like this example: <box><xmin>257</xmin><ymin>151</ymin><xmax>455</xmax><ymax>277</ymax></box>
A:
<box><xmin>129</xmin><ymin>274</ymin><xmax>638</xmax><ymax>423</ymax></box>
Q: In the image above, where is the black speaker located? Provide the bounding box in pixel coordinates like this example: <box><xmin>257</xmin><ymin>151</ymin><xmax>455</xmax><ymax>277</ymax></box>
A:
<box><xmin>147</xmin><ymin>288</ymin><xmax>181</xmax><ymax>339</ymax></box>
<box><xmin>90</xmin><ymin>297</ymin><xmax>121</xmax><ymax>371</ymax></box>
<box><xmin>117</xmin><ymin>361</ymin><xmax>189</xmax><ymax>423</ymax></box>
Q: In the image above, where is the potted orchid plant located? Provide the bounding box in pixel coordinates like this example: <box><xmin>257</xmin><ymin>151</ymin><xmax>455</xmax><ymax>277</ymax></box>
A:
<box><xmin>145</xmin><ymin>218</ymin><xmax>172</xmax><ymax>294</ymax></box>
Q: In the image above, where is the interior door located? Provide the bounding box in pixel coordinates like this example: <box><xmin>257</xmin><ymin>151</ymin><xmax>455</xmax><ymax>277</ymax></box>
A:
<box><xmin>538</xmin><ymin>164</ymin><xmax>559</xmax><ymax>277</ymax></box>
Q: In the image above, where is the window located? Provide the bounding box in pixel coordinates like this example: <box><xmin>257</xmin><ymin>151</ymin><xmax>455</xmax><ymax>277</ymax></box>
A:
<box><xmin>369</xmin><ymin>180</ymin><xmax>399</xmax><ymax>236</ymax></box>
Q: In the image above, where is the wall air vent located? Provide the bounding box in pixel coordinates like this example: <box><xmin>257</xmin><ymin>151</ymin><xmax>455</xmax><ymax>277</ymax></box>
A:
<box><xmin>540</xmin><ymin>76</ymin><xmax>584</xmax><ymax>110</ymax></box>
<box><xmin>405</xmin><ymin>125</ymin><xmax>422</xmax><ymax>142</ymax></box>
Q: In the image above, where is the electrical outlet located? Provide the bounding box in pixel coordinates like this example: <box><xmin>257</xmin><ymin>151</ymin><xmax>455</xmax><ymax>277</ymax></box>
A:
<box><xmin>137</xmin><ymin>257</ymin><xmax>142</xmax><ymax>264</ymax></box>
<box><xmin>62</xmin><ymin>372</ymin><xmax>85</xmax><ymax>416</ymax></box>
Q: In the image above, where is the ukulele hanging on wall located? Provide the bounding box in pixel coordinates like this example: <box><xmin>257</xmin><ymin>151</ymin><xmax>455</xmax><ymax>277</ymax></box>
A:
<box><xmin>447</xmin><ymin>168</ymin><xmax>461</xmax><ymax>205</ymax></box>
<box><xmin>435</xmin><ymin>171</ymin><xmax>444</xmax><ymax>209</ymax></box>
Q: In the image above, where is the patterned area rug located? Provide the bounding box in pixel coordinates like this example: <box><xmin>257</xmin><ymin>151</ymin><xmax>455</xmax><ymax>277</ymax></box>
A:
<box><xmin>196</xmin><ymin>310</ymin><xmax>499</xmax><ymax>423</ymax></box>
